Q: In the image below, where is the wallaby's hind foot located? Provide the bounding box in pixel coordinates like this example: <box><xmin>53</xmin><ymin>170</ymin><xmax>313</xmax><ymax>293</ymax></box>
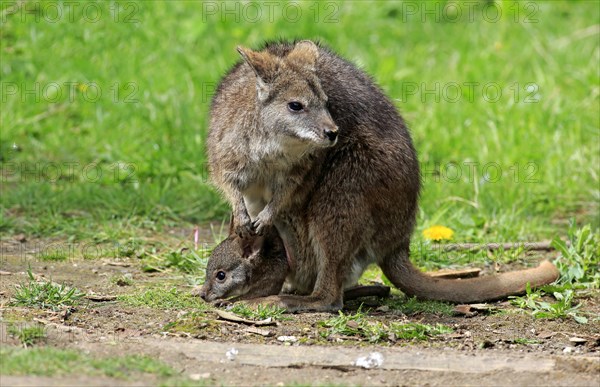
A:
<box><xmin>343</xmin><ymin>285</ymin><xmax>391</xmax><ymax>301</ymax></box>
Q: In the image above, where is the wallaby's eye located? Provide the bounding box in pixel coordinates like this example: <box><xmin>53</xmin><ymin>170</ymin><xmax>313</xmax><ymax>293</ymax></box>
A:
<box><xmin>216</xmin><ymin>271</ymin><xmax>226</xmax><ymax>281</ymax></box>
<box><xmin>288</xmin><ymin>101</ymin><xmax>304</xmax><ymax>112</ymax></box>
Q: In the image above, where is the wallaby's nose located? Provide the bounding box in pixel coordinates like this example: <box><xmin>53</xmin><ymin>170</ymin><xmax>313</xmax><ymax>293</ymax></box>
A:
<box><xmin>324</xmin><ymin>129</ymin><xmax>338</xmax><ymax>142</ymax></box>
<box><xmin>199</xmin><ymin>290</ymin><xmax>207</xmax><ymax>301</ymax></box>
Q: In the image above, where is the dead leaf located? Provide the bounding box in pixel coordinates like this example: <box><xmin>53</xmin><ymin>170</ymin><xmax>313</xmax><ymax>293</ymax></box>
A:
<box><xmin>537</xmin><ymin>331</ymin><xmax>555</xmax><ymax>339</ymax></box>
<box><xmin>214</xmin><ymin>310</ymin><xmax>276</xmax><ymax>326</ymax></box>
<box><xmin>242</xmin><ymin>327</ymin><xmax>273</xmax><ymax>337</ymax></box>
<box><xmin>453</xmin><ymin>305</ymin><xmax>478</xmax><ymax>317</ymax></box>
<box><xmin>14</xmin><ymin>234</ymin><xmax>27</xmax><ymax>243</ymax></box>
<box><xmin>346</xmin><ymin>320</ymin><xmax>359</xmax><ymax>330</ymax></box>
<box><xmin>468</xmin><ymin>304</ymin><xmax>495</xmax><ymax>312</ymax></box>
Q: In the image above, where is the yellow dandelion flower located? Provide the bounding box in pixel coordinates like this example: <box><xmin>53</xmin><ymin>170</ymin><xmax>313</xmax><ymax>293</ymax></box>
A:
<box><xmin>77</xmin><ymin>83</ymin><xmax>89</xmax><ymax>93</ymax></box>
<box><xmin>423</xmin><ymin>225</ymin><xmax>454</xmax><ymax>241</ymax></box>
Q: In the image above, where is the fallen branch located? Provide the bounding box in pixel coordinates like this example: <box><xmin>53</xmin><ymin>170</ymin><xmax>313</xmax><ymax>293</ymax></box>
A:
<box><xmin>214</xmin><ymin>310</ymin><xmax>276</xmax><ymax>326</ymax></box>
<box><xmin>431</xmin><ymin>240</ymin><xmax>567</xmax><ymax>252</ymax></box>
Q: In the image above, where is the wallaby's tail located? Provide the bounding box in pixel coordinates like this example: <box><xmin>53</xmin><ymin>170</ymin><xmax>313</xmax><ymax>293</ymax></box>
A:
<box><xmin>381</xmin><ymin>256</ymin><xmax>559</xmax><ymax>303</ymax></box>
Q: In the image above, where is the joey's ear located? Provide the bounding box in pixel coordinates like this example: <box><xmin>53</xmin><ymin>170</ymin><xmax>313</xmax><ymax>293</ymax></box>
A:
<box><xmin>239</xmin><ymin>235</ymin><xmax>265</xmax><ymax>260</ymax></box>
<box><xmin>286</xmin><ymin>40</ymin><xmax>319</xmax><ymax>72</ymax></box>
<box><xmin>237</xmin><ymin>46</ymin><xmax>279</xmax><ymax>102</ymax></box>
<box><xmin>228</xmin><ymin>213</ymin><xmax>235</xmax><ymax>235</ymax></box>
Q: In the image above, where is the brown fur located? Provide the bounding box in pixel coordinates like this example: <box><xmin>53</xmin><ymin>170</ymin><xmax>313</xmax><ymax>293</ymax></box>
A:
<box><xmin>197</xmin><ymin>226</ymin><xmax>391</xmax><ymax>303</ymax></box>
<box><xmin>207</xmin><ymin>40</ymin><xmax>559</xmax><ymax>312</ymax></box>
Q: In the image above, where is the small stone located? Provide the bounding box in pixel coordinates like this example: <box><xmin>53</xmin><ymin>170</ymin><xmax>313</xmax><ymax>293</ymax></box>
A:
<box><xmin>277</xmin><ymin>335</ymin><xmax>298</xmax><ymax>343</ymax></box>
<box><xmin>354</xmin><ymin>352</ymin><xmax>384</xmax><ymax>369</ymax></box>
<box><xmin>177</xmin><ymin>311</ymin><xmax>188</xmax><ymax>319</ymax></box>
<box><xmin>569</xmin><ymin>337</ymin><xmax>587</xmax><ymax>345</ymax></box>
<box><xmin>225</xmin><ymin>348</ymin><xmax>238</xmax><ymax>361</ymax></box>
<box><xmin>563</xmin><ymin>346</ymin><xmax>573</xmax><ymax>353</ymax></box>
<box><xmin>190</xmin><ymin>373</ymin><xmax>211</xmax><ymax>380</ymax></box>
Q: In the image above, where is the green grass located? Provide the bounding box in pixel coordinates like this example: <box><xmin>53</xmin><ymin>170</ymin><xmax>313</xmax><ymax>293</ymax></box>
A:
<box><xmin>384</xmin><ymin>296</ymin><xmax>455</xmax><ymax>316</ymax></box>
<box><xmin>1</xmin><ymin>0</ymin><xmax>598</xmax><ymax>246</ymax></box>
<box><xmin>552</xmin><ymin>223</ymin><xmax>600</xmax><ymax>288</ymax></box>
<box><xmin>510</xmin><ymin>284</ymin><xmax>589</xmax><ymax>324</ymax></box>
<box><xmin>509</xmin><ymin>223</ymin><xmax>599</xmax><ymax>323</ymax></box>
<box><xmin>141</xmin><ymin>247</ymin><xmax>211</xmax><ymax>278</ymax></box>
<box><xmin>117</xmin><ymin>286</ymin><xmax>210</xmax><ymax>310</ymax></box>
<box><xmin>11</xmin><ymin>269</ymin><xmax>85</xmax><ymax>311</ymax></box>
<box><xmin>0</xmin><ymin>347</ymin><xmax>176</xmax><ymax>379</ymax></box>
<box><xmin>8</xmin><ymin>324</ymin><xmax>47</xmax><ymax>347</ymax></box>
<box><xmin>38</xmin><ymin>249</ymin><xmax>69</xmax><ymax>261</ymax></box>
<box><xmin>230</xmin><ymin>303</ymin><xmax>288</xmax><ymax>321</ymax></box>
<box><xmin>319</xmin><ymin>307</ymin><xmax>452</xmax><ymax>343</ymax></box>
<box><xmin>110</xmin><ymin>274</ymin><xmax>134</xmax><ymax>286</ymax></box>
<box><xmin>0</xmin><ymin>0</ymin><xmax>598</xmax><ymax>310</ymax></box>
<box><xmin>162</xmin><ymin>311</ymin><xmax>219</xmax><ymax>336</ymax></box>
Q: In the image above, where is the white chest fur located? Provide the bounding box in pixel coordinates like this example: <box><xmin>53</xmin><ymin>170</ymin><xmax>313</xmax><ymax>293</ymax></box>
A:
<box><xmin>242</xmin><ymin>183</ymin><xmax>271</xmax><ymax>220</ymax></box>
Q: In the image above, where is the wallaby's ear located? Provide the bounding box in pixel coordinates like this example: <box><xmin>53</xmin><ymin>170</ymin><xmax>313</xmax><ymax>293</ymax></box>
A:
<box><xmin>286</xmin><ymin>40</ymin><xmax>319</xmax><ymax>72</ymax></box>
<box><xmin>237</xmin><ymin>46</ymin><xmax>279</xmax><ymax>102</ymax></box>
<box><xmin>239</xmin><ymin>235</ymin><xmax>265</xmax><ymax>260</ymax></box>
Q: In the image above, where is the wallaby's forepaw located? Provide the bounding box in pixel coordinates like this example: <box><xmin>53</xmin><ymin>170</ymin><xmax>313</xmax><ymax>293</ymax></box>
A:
<box><xmin>252</xmin><ymin>212</ymin><xmax>273</xmax><ymax>235</ymax></box>
<box><xmin>235</xmin><ymin>223</ymin><xmax>254</xmax><ymax>239</ymax></box>
<box><xmin>212</xmin><ymin>299</ymin><xmax>232</xmax><ymax>308</ymax></box>
<box><xmin>234</xmin><ymin>212</ymin><xmax>254</xmax><ymax>238</ymax></box>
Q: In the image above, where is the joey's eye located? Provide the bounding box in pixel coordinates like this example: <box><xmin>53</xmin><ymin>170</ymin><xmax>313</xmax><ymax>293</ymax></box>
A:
<box><xmin>216</xmin><ymin>271</ymin><xmax>226</xmax><ymax>281</ymax></box>
<box><xmin>288</xmin><ymin>101</ymin><xmax>304</xmax><ymax>112</ymax></box>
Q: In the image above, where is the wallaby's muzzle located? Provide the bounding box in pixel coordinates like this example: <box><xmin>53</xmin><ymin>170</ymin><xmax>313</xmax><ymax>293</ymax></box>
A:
<box><xmin>324</xmin><ymin>128</ymin><xmax>338</xmax><ymax>142</ymax></box>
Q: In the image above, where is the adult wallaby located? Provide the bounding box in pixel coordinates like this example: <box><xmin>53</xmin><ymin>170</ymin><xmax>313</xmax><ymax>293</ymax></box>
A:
<box><xmin>206</xmin><ymin>40</ymin><xmax>559</xmax><ymax>312</ymax></box>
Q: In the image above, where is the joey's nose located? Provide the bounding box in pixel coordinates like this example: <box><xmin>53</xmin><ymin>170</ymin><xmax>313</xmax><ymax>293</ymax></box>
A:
<box><xmin>191</xmin><ymin>285</ymin><xmax>209</xmax><ymax>301</ymax></box>
<box><xmin>324</xmin><ymin>129</ymin><xmax>338</xmax><ymax>142</ymax></box>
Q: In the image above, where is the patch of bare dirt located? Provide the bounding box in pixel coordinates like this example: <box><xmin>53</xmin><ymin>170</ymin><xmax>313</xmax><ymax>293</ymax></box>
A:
<box><xmin>1</xmin><ymin>237</ymin><xmax>599</xmax><ymax>386</ymax></box>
